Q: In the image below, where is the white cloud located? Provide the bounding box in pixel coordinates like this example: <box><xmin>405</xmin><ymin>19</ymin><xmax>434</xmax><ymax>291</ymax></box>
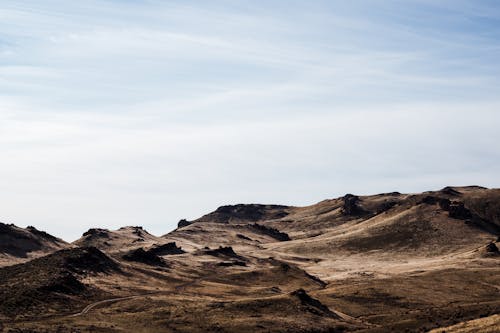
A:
<box><xmin>0</xmin><ymin>0</ymin><xmax>499</xmax><ymax>240</ymax></box>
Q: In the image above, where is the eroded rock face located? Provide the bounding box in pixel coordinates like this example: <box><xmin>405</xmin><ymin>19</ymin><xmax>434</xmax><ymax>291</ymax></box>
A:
<box><xmin>63</xmin><ymin>247</ymin><xmax>120</xmax><ymax>274</ymax></box>
<box><xmin>485</xmin><ymin>242</ymin><xmax>499</xmax><ymax>253</ymax></box>
<box><xmin>376</xmin><ymin>201</ymin><xmax>397</xmax><ymax>214</ymax></box>
<box><xmin>204</xmin><ymin>246</ymin><xmax>244</xmax><ymax>260</ymax></box>
<box><xmin>122</xmin><ymin>248</ymin><xmax>168</xmax><ymax>267</ymax></box>
<box><xmin>195</xmin><ymin>204</ymin><xmax>289</xmax><ymax>224</ymax></box>
<box><xmin>82</xmin><ymin>228</ymin><xmax>110</xmax><ymax>239</ymax></box>
<box><xmin>342</xmin><ymin>194</ymin><xmax>366</xmax><ymax>216</ymax></box>
<box><xmin>440</xmin><ymin>187</ymin><xmax>463</xmax><ymax>196</ymax></box>
<box><xmin>421</xmin><ymin>196</ymin><xmax>439</xmax><ymax>205</ymax></box>
<box><xmin>438</xmin><ymin>198</ymin><xmax>451</xmax><ymax>211</ymax></box>
<box><xmin>148</xmin><ymin>242</ymin><xmax>185</xmax><ymax>255</ymax></box>
<box><xmin>177</xmin><ymin>219</ymin><xmax>192</xmax><ymax>228</ymax></box>
<box><xmin>248</xmin><ymin>224</ymin><xmax>290</xmax><ymax>241</ymax></box>
<box><xmin>420</xmin><ymin>196</ymin><xmax>453</xmax><ymax>211</ymax></box>
<box><xmin>291</xmin><ymin>289</ymin><xmax>338</xmax><ymax>318</ymax></box>
<box><xmin>427</xmin><ymin>198</ymin><xmax>473</xmax><ymax>220</ymax></box>
<box><xmin>448</xmin><ymin>201</ymin><xmax>473</xmax><ymax>220</ymax></box>
<box><xmin>39</xmin><ymin>273</ymin><xmax>86</xmax><ymax>295</ymax></box>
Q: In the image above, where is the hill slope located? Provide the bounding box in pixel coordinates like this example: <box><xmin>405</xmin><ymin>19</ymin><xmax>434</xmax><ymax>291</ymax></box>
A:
<box><xmin>0</xmin><ymin>223</ymin><xmax>68</xmax><ymax>267</ymax></box>
<box><xmin>1</xmin><ymin>186</ymin><xmax>499</xmax><ymax>332</ymax></box>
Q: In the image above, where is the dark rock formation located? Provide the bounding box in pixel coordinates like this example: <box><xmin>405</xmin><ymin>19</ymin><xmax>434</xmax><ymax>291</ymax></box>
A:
<box><xmin>438</xmin><ymin>198</ymin><xmax>451</xmax><ymax>210</ymax></box>
<box><xmin>177</xmin><ymin>219</ymin><xmax>192</xmax><ymax>228</ymax></box>
<box><xmin>63</xmin><ymin>247</ymin><xmax>120</xmax><ymax>274</ymax></box>
<box><xmin>291</xmin><ymin>289</ymin><xmax>338</xmax><ymax>317</ymax></box>
<box><xmin>248</xmin><ymin>223</ymin><xmax>290</xmax><ymax>241</ymax></box>
<box><xmin>376</xmin><ymin>201</ymin><xmax>397</xmax><ymax>214</ymax></box>
<box><xmin>25</xmin><ymin>226</ymin><xmax>60</xmax><ymax>243</ymax></box>
<box><xmin>421</xmin><ymin>196</ymin><xmax>439</xmax><ymax>205</ymax></box>
<box><xmin>82</xmin><ymin>228</ymin><xmax>110</xmax><ymax>239</ymax></box>
<box><xmin>448</xmin><ymin>201</ymin><xmax>472</xmax><ymax>220</ymax></box>
<box><xmin>39</xmin><ymin>273</ymin><xmax>86</xmax><ymax>295</ymax></box>
<box><xmin>204</xmin><ymin>246</ymin><xmax>246</xmax><ymax>261</ymax></box>
<box><xmin>420</xmin><ymin>196</ymin><xmax>454</xmax><ymax>211</ymax></box>
<box><xmin>440</xmin><ymin>187</ymin><xmax>462</xmax><ymax>196</ymax></box>
<box><xmin>195</xmin><ymin>204</ymin><xmax>289</xmax><ymax>224</ymax></box>
<box><xmin>342</xmin><ymin>194</ymin><xmax>366</xmax><ymax>216</ymax></box>
<box><xmin>485</xmin><ymin>242</ymin><xmax>499</xmax><ymax>253</ymax></box>
<box><xmin>148</xmin><ymin>242</ymin><xmax>185</xmax><ymax>255</ymax></box>
<box><xmin>130</xmin><ymin>226</ymin><xmax>144</xmax><ymax>237</ymax></box>
<box><xmin>123</xmin><ymin>248</ymin><xmax>168</xmax><ymax>267</ymax></box>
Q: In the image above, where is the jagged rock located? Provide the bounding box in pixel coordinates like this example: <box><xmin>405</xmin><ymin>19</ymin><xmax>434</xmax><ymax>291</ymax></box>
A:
<box><xmin>448</xmin><ymin>201</ymin><xmax>472</xmax><ymax>220</ymax></box>
<box><xmin>204</xmin><ymin>246</ymin><xmax>246</xmax><ymax>261</ymax></box>
<box><xmin>485</xmin><ymin>242</ymin><xmax>499</xmax><ymax>253</ymax></box>
<box><xmin>421</xmin><ymin>196</ymin><xmax>439</xmax><ymax>205</ymax></box>
<box><xmin>342</xmin><ymin>194</ymin><xmax>366</xmax><ymax>216</ymax></box>
<box><xmin>421</xmin><ymin>196</ymin><xmax>453</xmax><ymax>212</ymax></box>
<box><xmin>63</xmin><ymin>247</ymin><xmax>120</xmax><ymax>274</ymax></box>
<box><xmin>82</xmin><ymin>228</ymin><xmax>110</xmax><ymax>239</ymax></box>
<box><xmin>25</xmin><ymin>226</ymin><xmax>60</xmax><ymax>243</ymax></box>
<box><xmin>248</xmin><ymin>224</ymin><xmax>290</xmax><ymax>241</ymax></box>
<box><xmin>131</xmin><ymin>226</ymin><xmax>144</xmax><ymax>236</ymax></box>
<box><xmin>377</xmin><ymin>201</ymin><xmax>397</xmax><ymax>214</ymax></box>
<box><xmin>441</xmin><ymin>187</ymin><xmax>462</xmax><ymax>196</ymax></box>
<box><xmin>438</xmin><ymin>198</ymin><xmax>451</xmax><ymax>211</ymax></box>
<box><xmin>149</xmin><ymin>242</ymin><xmax>185</xmax><ymax>255</ymax></box>
<box><xmin>195</xmin><ymin>204</ymin><xmax>289</xmax><ymax>224</ymax></box>
<box><xmin>39</xmin><ymin>273</ymin><xmax>85</xmax><ymax>295</ymax></box>
<box><xmin>122</xmin><ymin>248</ymin><xmax>168</xmax><ymax>267</ymax></box>
<box><xmin>177</xmin><ymin>219</ymin><xmax>192</xmax><ymax>228</ymax></box>
<box><xmin>291</xmin><ymin>289</ymin><xmax>338</xmax><ymax>317</ymax></box>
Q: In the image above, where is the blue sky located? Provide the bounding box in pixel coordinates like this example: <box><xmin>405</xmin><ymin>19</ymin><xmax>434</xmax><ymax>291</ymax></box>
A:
<box><xmin>1</xmin><ymin>0</ymin><xmax>499</xmax><ymax>240</ymax></box>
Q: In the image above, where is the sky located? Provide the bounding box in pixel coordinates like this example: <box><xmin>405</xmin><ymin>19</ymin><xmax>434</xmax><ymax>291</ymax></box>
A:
<box><xmin>1</xmin><ymin>0</ymin><xmax>500</xmax><ymax>241</ymax></box>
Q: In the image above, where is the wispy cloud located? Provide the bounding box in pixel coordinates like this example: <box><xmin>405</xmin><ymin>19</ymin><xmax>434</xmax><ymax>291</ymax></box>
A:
<box><xmin>0</xmin><ymin>0</ymin><xmax>499</xmax><ymax>240</ymax></box>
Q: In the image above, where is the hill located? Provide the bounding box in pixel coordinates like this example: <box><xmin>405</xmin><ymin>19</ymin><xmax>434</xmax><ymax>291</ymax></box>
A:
<box><xmin>1</xmin><ymin>186</ymin><xmax>499</xmax><ymax>332</ymax></box>
<box><xmin>0</xmin><ymin>223</ymin><xmax>68</xmax><ymax>267</ymax></box>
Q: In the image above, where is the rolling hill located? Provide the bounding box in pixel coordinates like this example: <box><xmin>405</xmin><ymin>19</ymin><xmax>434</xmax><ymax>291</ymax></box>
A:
<box><xmin>0</xmin><ymin>186</ymin><xmax>499</xmax><ymax>332</ymax></box>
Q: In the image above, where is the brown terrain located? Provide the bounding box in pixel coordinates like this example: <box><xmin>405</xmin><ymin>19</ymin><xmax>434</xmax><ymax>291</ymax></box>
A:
<box><xmin>0</xmin><ymin>186</ymin><xmax>499</xmax><ymax>332</ymax></box>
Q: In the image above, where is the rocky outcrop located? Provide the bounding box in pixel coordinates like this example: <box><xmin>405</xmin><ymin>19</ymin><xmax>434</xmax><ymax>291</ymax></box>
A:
<box><xmin>148</xmin><ymin>242</ymin><xmax>185</xmax><ymax>255</ymax></box>
<box><xmin>448</xmin><ymin>201</ymin><xmax>473</xmax><ymax>220</ymax></box>
<box><xmin>440</xmin><ymin>186</ymin><xmax>463</xmax><ymax>196</ymax></box>
<box><xmin>422</xmin><ymin>197</ymin><xmax>473</xmax><ymax>220</ymax></box>
<box><xmin>82</xmin><ymin>228</ymin><xmax>110</xmax><ymax>239</ymax></box>
<box><xmin>204</xmin><ymin>246</ymin><xmax>246</xmax><ymax>261</ymax></box>
<box><xmin>177</xmin><ymin>219</ymin><xmax>192</xmax><ymax>228</ymax></box>
<box><xmin>291</xmin><ymin>289</ymin><xmax>339</xmax><ymax>318</ymax></box>
<box><xmin>194</xmin><ymin>204</ymin><xmax>289</xmax><ymax>224</ymax></box>
<box><xmin>123</xmin><ymin>248</ymin><xmax>168</xmax><ymax>267</ymax></box>
<box><xmin>342</xmin><ymin>194</ymin><xmax>366</xmax><ymax>216</ymax></box>
<box><xmin>485</xmin><ymin>242</ymin><xmax>499</xmax><ymax>253</ymax></box>
<box><xmin>62</xmin><ymin>247</ymin><xmax>120</xmax><ymax>274</ymax></box>
<box><xmin>248</xmin><ymin>223</ymin><xmax>290</xmax><ymax>241</ymax></box>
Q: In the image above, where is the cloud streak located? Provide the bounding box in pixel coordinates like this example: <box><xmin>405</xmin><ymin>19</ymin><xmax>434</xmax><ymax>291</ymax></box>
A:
<box><xmin>0</xmin><ymin>0</ymin><xmax>499</xmax><ymax>240</ymax></box>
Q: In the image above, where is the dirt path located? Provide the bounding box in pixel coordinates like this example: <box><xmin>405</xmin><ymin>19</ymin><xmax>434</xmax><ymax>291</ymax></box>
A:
<box><xmin>69</xmin><ymin>294</ymin><xmax>156</xmax><ymax>317</ymax></box>
<box><xmin>69</xmin><ymin>268</ymin><xmax>215</xmax><ymax>317</ymax></box>
<box><xmin>68</xmin><ymin>262</ymin><xmax>372</xmax><ymax>329</ymax></box>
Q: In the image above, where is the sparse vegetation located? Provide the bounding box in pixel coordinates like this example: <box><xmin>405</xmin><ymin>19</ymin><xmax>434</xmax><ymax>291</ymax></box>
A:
<box><xmin>1</xmin><ymin>187</ymin><xmax>500</xmax><ymax>332</ymax></box>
